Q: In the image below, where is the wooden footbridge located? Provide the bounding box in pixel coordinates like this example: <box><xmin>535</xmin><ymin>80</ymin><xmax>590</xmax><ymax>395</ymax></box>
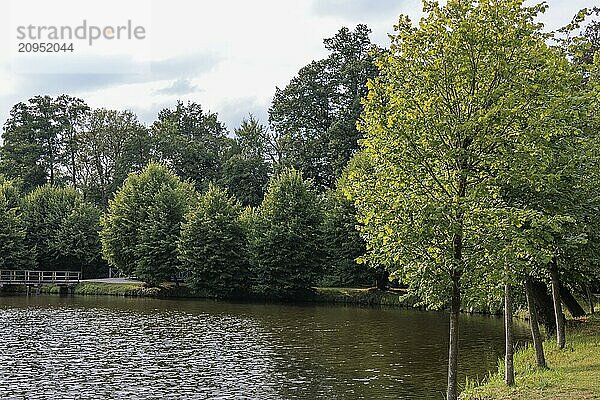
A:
<box><xmin>0</xmin><ymin>270</ymin><xmax>81</xmax><ymax>294</ymax></box>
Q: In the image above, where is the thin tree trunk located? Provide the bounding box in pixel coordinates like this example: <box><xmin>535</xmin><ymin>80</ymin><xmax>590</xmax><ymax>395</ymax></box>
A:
<box><xmin>550</xmin><ymin>258</ymin><xmax>566</xmax><ymax>349</ymax></box>
<box><xmin>374</xmin><ymin>267</ymin><xmax>389</xmax><ymax>290</ymax></box>
<box><xmin>505</xmin><ymin>283</ymin><xmax>515</xmax><ymax>386</ymax></box>
<box><xmin>49</xmin><ymin>139</ymin><xmax>55</xmax><ymax>186</ymax></box>
<box><xmin>71</xmin><ymin>140</ymin><xmax>77</xmax><ymax>188</ymax></box>
<box><xmin>525</xmin><ymin>279</ymin><xmax>546</xmax><ymax>368</ymax></box>
<box><xmin>559</xmin><ymin>285</ymin><xmax>586</xmax><ymax>318</ymax></box>
<box><xmin>530</xmin><ymin>279</ymin><xmax>556</xmax><ymax>336</ymax></box>
<box><xmin>585</xmin><ymin>285</ymin><xmax>595</xmax><ymax>315</ymax></box>
<box><xmin>447</xmin><ymin>273</ymin><xmax>461</xmax><ymax>400</ymax></box>
<box><xmin>446</xmin><ymin>166</ymin><xmax>466</xmax><ymax>400</ymax></box>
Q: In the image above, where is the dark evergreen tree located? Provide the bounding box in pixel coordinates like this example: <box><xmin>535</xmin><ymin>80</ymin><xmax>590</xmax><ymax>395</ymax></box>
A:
<box><xmin>319</xmin><ymin>189</ymin><xmax>373</xmax><ymax>287</ymax></box>
<box><xmin>220</xmin><ymin>116</ymin><xmax>271</xmax><ymax>206</ymax></box>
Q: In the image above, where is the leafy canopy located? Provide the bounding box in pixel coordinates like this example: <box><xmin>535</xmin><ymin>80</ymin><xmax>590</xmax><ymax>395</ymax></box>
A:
<box><xmin>343</xmin><ymin>0</ymin><xmax>577</xmax><ymax>308</ymax></box>
<box><xmin>247</xmin><ymin>168</ymin><xmax>324</xmax><ymax>296</ymax></box>
<box><xmin>178</xmin><ymin>185</ymin><xmax>249</xmax><ymax>296</ymax></box>
<box><xmin>101</xmin><ymin>162</ymin><xmax>197</xmax><ymax>285</ymax></box>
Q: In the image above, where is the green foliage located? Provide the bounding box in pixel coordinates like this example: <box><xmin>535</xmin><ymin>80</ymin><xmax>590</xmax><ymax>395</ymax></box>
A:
<box><xmin>221</xmin><ymin>154</ymin><xmax>269</xmax><ymax>207</ymax></box>
<box><xmin>101</xmin><ymin>162</ymin><xmax>197</xmax><ymax>285</ymax></box>
<box><xmin>1</xmin><ymin>97</ymin><xmax>59</xmax><ymax>190</ymax></box>
<box><xmin>247</xmin><ymin>168</ymin><xmax>324</xmax><ymax>296</ymax></box>
<box><xmin>319</xmin><ymin>189</ymin><xmax>373</xmax><ymax>287</ymax></box>
<box><xmin>549</xmin><ymin>7</ymin><xmax>600</xmax><ymax>295</ymax></box>
<box><xmin>0</xmin><ymin>95</ymin><xmax>89</xmax><ymax>191</ymax></box>
<box><xmin>178</xmin><ymin>185</ymin><xmax>249</xmax><ymax>296</ymax></box>
<box><xmin>22</xmin><ymin>185</ymin><xmax>102</xmax><ymax>272</ymax></box>
<box><xmin>269</xmin><ymin>24</ymin><xmax>379</xmax><ymax>188</ymax></box>
<box><xmin>0</xmin><ymin>175</ymin><xmax>22</xmax><ymax>210</ymax></box>
<box><xmin>220</xmin><ymin>117</ymin><xmax>272</xmax><ymax>207</ymax></box>
<box><xmin>55</xmin><ymin>202</ymin><xmax>105</xmax><ymax>278</ymax></box>
<box><xmin>0</xmin><ymin>179</ymin><xmax>32</xmax><ymax>270</ymax></box>
<box><xmin>232</xmin><ymin>115</ymin><xmax>274</xmax><ymax>161</ymax></box>
<box><xmin>151</xmin><ymin>101</ymin><xmax>230</xmax><ymax>191</ymax></box>
<box><xmin>343</xmin><ymin>0</ymin><xmax>577</xmax><ymax>309</ymax></box>
<box><xmin>77</xmin><ymin>109</ymin><xmax>151</xmax><ymax>207</ymax></box>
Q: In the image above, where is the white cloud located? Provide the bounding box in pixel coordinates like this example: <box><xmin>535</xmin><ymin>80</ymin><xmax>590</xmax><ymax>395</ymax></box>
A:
<box><xmin>0</xmin><ymin>0</ymin><xmax>595</xmax><ymax>132</ymax></box>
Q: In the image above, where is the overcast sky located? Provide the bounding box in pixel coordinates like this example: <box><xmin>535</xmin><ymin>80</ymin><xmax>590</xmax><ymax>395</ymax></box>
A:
<box><xmin>0</xmin><ymin>0</ymin><xmax>595</xmax><ymax>132</ymax></box>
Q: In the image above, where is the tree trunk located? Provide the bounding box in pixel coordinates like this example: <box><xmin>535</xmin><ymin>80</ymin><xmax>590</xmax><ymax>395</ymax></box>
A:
<box><xmin>446</xmin><ymin>168</ymin><xmax>466</xmax><ymax>400</ymax></box>
<box><xmin>446</xmin><ymin>273</ymin><xmax>461</xmax><ymax>400</ymax></box>
<box><xmin>586</xmin><ymin>285</ymin><xmax>595</xmax><ymax>315</ymax></box>
<box><xmin>505</xmin><ymin>283</ymin><xmax>515</xmax><ymax>386</ymax></box>
<box><xmin>530</xmin><ymin>279</ymin><xmax>556</xmax><ymax>336</ymax></box>
<box><xmin>49</xmin><ymin>139</ymin><xmax>55</xmax><ymax>186</ymax></box>
<box><xmin>71</xmin><ymin>143</ymin><xmax>77</xmax><ymax>188</ymax></box>
<box><xmin>374</xmin><ymin>267</ymin><xmax>389</xmax><ymax>290</ymax></box>
<box><xmin>549</xmin><ymin>258</ymin><xmax>566</xmax><ymax>349</ymax></box>
<box><xmin>525</xmin><ymin>279</ymin><xmax>546</xmax><ymax>368</ymax></box>
<box><xmin>526</xmin><ymin>281</ymin><xmax>547</xmax><ymax>368</ymax></box>
<box><xmin>559</xmin><ymin>285</ymin><xmax>586</xmax><ymax>318</ymax></box>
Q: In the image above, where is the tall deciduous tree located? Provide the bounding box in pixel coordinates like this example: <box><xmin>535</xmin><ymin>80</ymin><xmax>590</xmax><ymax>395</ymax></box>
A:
<box><xmin>247</xmin><ymin>168</ymin><xmax>323</xmax><ymax>296</ymax></box>
<box><xmin>55</xmin><ymin>95</ymin><xmax>90</xmax><ymax>188</ymax></box>
<box><xmin>1</xmin><ymin>95</ymin><xmax>90</xmax><ymax>191</ymax></box>
<box><xmin>269</xmin><ymin>24</ymin><xmax>379</xmax><ymax>189</ymax></box>
<box><xmin>1</xmin><ymin>97</ymin><xmax>59</xmax><ymax>190</ymax></box>
<box><xmin>78</xmin><ymin>109</ymin><xmax>151</xmax><ymax>207</ymax></box>
<box><xmin>556</xmin><ymin>6</ymin><xmax>600</xmax><ymax>315</ymax></box>
<box><xmin>343</xmin><ymin>1</ymin><xmax>575</xmax><ymax>398</ymax></box>
<box><xmin>178</xmin><ymin>185</ymin><xmax>249</xmax><ymax>296</ymax></box>
<box><xmin>151</xmin><ymin>101</ymin><xmax>230</xmax><ymax>191</ymax></box>
<box><xmin>101</xmin><ymin>163</ymin><xmax>196</xmax><ymax>285</ymax></box>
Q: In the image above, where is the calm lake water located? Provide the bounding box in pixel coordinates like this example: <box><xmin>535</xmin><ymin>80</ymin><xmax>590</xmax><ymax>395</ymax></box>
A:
<box><xmin>0</xmin><ymin>295</ymin><xmax>530</xmax><ymax>399</ymax></box>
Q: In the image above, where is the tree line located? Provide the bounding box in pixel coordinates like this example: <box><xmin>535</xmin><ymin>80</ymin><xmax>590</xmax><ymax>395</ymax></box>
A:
<box><xmin>0</xmin><ymin>25</ymin><xmax>379</xmax><ymax>288</ymax></box>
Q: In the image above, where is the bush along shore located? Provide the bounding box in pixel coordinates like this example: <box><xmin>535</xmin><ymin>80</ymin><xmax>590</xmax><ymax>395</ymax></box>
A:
<box><xmin>460</xmin><ymin>314</ymin><xmax>600</xmax><ymax>400</ymax></box>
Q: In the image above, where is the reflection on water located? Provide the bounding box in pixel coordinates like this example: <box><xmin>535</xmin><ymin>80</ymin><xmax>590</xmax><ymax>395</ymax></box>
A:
<box><xmin>0</xmin><ymin>296</ymin><xmax>530</xmax><ymax>399</ymax></box>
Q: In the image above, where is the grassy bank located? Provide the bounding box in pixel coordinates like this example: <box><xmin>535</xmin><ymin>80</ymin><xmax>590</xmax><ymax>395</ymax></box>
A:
<box><xmin>2</xmin><ymin>282</ymin><xmax>418</xmax><ymax>307</ymax></box>
<box><xmin>1</xmin><ymin>282</ymin><xmax>505</xmax><ymax>312</ymax></box>
<box><xmin>461</xmin><ymin>314</ymin><xmax>600</xmax><ymax>399</ymax></box>
<box><xmin>36</xmin><ymin>282</ymin><xmax>195</xmax><ymax>297</ymax></box>
<box><xmin>313</xmin><ymin>287</ymin><xmax>416</xmax><ymax>307</ymax></box>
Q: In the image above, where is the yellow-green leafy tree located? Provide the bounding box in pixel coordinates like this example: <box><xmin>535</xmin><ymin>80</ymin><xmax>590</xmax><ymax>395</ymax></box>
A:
<box><xmin>343</xmin><ymin>1</ymin><xmax>577</xmax><ymax>398</ymax></box>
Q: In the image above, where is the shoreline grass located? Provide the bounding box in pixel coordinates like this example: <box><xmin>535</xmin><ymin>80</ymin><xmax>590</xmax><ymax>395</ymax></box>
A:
<box><xmin>460</xmin><ymin>314</ymin><xmax>600</xmax><ymax>400</ymax></box>
<box><xmin>1</xmin><ymin>282</ymin><xmax>419</xmax><ymax>307</ymax></box>
<box><xmin>1</xmin><ymin>282</ymin><xmax>507</xmax><ymax>313</ymax></box>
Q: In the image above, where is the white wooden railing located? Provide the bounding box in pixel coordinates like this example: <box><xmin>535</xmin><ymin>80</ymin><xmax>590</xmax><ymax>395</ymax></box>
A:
<box><xmin>0</xmin><ymin>270</ymin><xmax>81</xmax><ymax>284</ymax></box>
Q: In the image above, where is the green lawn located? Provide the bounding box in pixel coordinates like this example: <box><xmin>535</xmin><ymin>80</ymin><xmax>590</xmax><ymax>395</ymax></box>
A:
<box><xmin>461</xmin><ymin>314</ymin><xmax>600</xmax><ymax>400</ymax></box>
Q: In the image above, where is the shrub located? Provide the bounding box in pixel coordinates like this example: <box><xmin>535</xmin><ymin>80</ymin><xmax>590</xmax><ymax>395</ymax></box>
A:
<box><xmin>0</xmin><ymin>179</ymin><xmax>32</xmax><ymax>270</ymax></box>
